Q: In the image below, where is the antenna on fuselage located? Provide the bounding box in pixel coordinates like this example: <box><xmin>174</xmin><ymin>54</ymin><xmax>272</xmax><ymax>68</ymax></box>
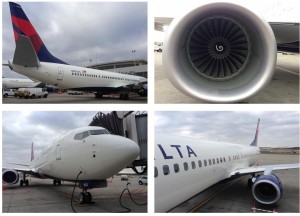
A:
<box><xmin>250</xmin><ymin>118</ymin><xmax>260</xmax><ymax>146</ymax></box>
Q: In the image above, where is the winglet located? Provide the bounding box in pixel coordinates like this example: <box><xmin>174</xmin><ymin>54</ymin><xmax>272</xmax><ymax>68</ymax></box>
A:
<box><xmin>250</xmin><ymin>118</ymin><xmax>260</xmax><ymax>146</ymax></box>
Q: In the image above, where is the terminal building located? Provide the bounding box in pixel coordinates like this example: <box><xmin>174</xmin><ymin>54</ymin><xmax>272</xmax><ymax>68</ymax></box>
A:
<box><xmin>88</xmin><ymin>59</ymin><xmax>147</xmax><ymax>78</ymax></box>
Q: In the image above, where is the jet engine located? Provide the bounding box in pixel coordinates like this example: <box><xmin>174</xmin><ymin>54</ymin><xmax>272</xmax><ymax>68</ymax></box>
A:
<box><xmin>252</xmin><ymin>174</ymin><xmax>283</xmax><ymax>205</ymax></box>
<box><xmin>2</xmin><ymin>169</ymin><xmax>19</xmax><ymax>184</ymax></box>
<box><xmin>163</xmin><ymin>3</ymin><xmax>277</xmax><ymax>102</ymax></box>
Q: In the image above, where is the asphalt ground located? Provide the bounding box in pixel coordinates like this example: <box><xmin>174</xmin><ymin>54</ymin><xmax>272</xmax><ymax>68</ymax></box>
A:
<box><xmin>2</xmin><ymin>175</ymin><xmax>147</xmax><ymax>213</ymax></box>
<box><xmin>169</xmin><ymin>153</ymin><xmax>299</xmax><ymax>213</ymax></box>
<box><xmin>155</xmin><ymin>52</ymin><xmax>299</xmax><ymax>103</ymax></box>
<box><xmin>2</xmin><ymin>92</ymin><xmax>147</xmax><ymax>104</ymax></box>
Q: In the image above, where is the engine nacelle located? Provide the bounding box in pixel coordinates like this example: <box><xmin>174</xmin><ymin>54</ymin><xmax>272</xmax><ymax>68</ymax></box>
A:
<box><xmin>252</xmin><ymin>174</ymin><xmax>283</xmax><ymax>205</ymax></box>
<box><xmin>163</xmin><ymin>3</ymin><xmax>277</xmax><ymax>103</ymax></box>
<box><xmin>2</xmin><ymin>169</ymin><xmax>19</xmax><ymax>184</ymax></box>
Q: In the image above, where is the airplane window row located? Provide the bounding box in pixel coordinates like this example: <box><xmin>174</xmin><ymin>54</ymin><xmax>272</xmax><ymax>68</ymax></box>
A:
<box><xmin>74</xmin><ymin>129</ymin><xmax>109</xmax><ymax>140</ymax></box>
<box><xmin>71</xmin><ymin>72</ymin><xmax>139</xmax><ymax>82</ymax></box>
<box><xmin>155</xmin><ymin>156</ymin><xmax>227</xmax><ymax>177</ymax></box>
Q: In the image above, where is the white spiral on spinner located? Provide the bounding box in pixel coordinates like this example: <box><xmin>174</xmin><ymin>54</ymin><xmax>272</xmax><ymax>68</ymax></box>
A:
<box><xmin>216</xmin><ymin>45</ymin><xmax>224</xmax><ymax>52</ymax></box>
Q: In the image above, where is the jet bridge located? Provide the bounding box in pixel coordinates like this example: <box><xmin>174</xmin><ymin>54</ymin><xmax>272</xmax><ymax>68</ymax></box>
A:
<box><xmin>89</xmin><ymin>111</ymin><xmax>147</xmax><ymax>174</ymax></box>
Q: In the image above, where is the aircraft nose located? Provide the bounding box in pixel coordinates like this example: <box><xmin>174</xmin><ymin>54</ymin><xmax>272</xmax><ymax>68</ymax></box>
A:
<box><xmin>100</xmin><ymin>135</ymin><xmax>140</xmax><ymax>168</ymax></box>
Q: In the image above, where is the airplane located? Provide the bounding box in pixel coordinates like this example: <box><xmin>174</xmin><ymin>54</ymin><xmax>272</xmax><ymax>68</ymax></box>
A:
<box><xmin>155</xmin><ymin>119</ymin><xmax>300</xmax><ymax>212</ymax></box>
<box><xmin>2</xmin><ymin>77</ymin><xmax>42</xmax><ymax>89</ymax></box>
<box><xmin>2</xmin><ymin>126</ymin><xmax>140</xmax><ymax>204</ymax></box>
<box><xmin>6</xmin><ymin>2</ymin><xmax>147</xmax><ymax>100</ymax></box>
<box><xmin>154</xmin><ymin>2</ymin><xmax>299</xmax><ymax>103</ymax></box>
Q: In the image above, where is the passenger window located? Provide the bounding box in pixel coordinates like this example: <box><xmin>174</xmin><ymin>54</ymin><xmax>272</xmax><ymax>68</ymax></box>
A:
<box><xmin>213</xmin><ymin>159</ymin><xmax>215</xmax><ymax>164</ymax></box>
<box><xmin>155</xmin><ymin>167</ymin><xmax>158</xmax><ymax>177</ymax></box>
<box><xmin>204</xmin><ymin>160</ymin><xmax>207</xmax><ymax>166</ymax></box>
<box><xmin>191</xmin><ymin>161</ymin><xmax>196</xmax><ymax>169</ymax></box>
<box><xmin>220</xmin><ymin>158</ymin><xmax>222</xmax><ymax>163</ymax></box>
<box><xmin>217</xmin><ymin>158</ymin><xmax>219</xmax><ymax>163</ymax></box>
<box><xmin>184</xmin><ymin>162</ymin><xmax>189</xmax><ymax>171</ymax></box>
<box><xmin>163</xmin><ymin>165</ymin><xmax>170</xmax><ymax>175</ymax></box>
<box><xmin>174</xmin><ymin>163</ymin><xmax>180</xmax><ymax>173</ymax></box>
<box><xmin>198</xmin><ymin>160</ymin><xmax>202</xmax><ymax>167</ymax></box>
<box><xmin>209</xmin><ymin>159</ymin><xmax>212</xmax><ymax>166</ymax></box>
<box><xmin>223</xmin><ymin>157</ymin><xmax>226</xmax><ymax>162</ymax></box>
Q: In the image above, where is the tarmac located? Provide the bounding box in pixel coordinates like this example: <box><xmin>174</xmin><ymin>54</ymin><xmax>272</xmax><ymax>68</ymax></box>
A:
<box><xmin>155</xmin><ymin>52</ymin><xmax>299</xmax><ymax>103</ymax></box>
<box><xmin>2</xmin><ymin>175</ymin><xmax>147</xmax><ymax>213</ymax></box>
<box><xmin>169</xmin><ymin>153</ymin><xmax>299</xmax><ymax>213</ymax></box>
<box><xmin>2</xmin><ymin>92</ymin><xmax>147</xmax><ymax>104</ymax></box>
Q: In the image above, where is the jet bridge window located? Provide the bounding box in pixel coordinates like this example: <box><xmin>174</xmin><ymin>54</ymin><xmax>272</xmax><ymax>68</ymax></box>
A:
<box><xmin>163</xmin><ymin>165</ymin><xmax>170</xmax><ymax>175</ymax></box>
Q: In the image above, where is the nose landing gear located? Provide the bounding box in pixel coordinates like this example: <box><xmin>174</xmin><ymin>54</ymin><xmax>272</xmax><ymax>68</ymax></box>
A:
<box><xmin>79</xmin><ymin>190</ymin><xmax>92</xmax><ymax>204</ymax></box>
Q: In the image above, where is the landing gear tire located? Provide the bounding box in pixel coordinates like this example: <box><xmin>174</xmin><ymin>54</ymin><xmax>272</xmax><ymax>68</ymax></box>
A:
<box><xmin>119</xmin><ymin>93</ymin><xmax>129</xmax><ymax>100</ymax></box>
<box><xmin>95</xmin><ymin>92</ymin><xmax>103</xmax><ymax>99</ymax></box>
<box><xmin>248</xmin><ymin>178</ymin><xmax>253</xmax><ymax>187</ymax></box>
<box><xmin>79</xmin><ymin>191</ymin><xmax>92</xmax><ymax>204</ymax></box>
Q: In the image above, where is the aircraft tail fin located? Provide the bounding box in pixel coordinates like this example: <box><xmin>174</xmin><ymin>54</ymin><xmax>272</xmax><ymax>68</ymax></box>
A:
<box><xmin>250</xmin><ymin>118</ymin><xmax>260</xmax><ymax>146</ymax></box>
<box><xmin>31</xmin><ymin>142</ymin><xmax>34</xmax><ymax>161</ymax></box>
<box><xmin>9</xmin><ymin>2</ymin><xmax>67</xmax><ymax>64</ymax></box>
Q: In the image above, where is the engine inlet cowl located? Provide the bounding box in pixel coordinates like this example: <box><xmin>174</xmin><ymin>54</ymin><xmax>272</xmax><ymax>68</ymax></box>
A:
<box><xmin>163</xmin><ymin>2</ymin><xmax>277</xmax><ymax>102</ymax></box>
<box><xmin>252</xmin><ymin>174</ymin><xmax>282</xmax><ymax>205</ymax></box>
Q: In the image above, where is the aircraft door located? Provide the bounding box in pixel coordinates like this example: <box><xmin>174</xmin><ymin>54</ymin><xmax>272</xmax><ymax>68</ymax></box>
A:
<box><xmin>55</xmin><ymin>141</ymin><xmax>62</xmax><ymax>160</ymax></box>
<box><xmin>57</xmin><ymin>67</ymin><xmax>64</xmax><ymax>81</ymax></box>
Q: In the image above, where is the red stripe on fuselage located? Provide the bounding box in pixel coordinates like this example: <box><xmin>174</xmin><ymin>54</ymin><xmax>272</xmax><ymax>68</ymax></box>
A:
<box><xmin>11</xmin><ymin>16</ymin><xmax>43</xmax><ymax>53</ymax></box>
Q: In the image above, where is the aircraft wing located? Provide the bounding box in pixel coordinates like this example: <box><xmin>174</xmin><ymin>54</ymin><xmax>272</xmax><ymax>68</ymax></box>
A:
<box><xmin>154</xmin><ymin>18</ymin><xmax>299</xmax><ymax>52</ymax></box>
<box><xmin>230</xmin><ymin>163</ymin><xmax>300</xmax><ymax>176</ymax></box>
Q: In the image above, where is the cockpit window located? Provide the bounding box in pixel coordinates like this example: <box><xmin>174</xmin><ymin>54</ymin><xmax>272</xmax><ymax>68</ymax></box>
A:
<box><xmin>74</xmin><ymin>129</ymin><xmax>109</xmax><ymax>140</ymax></box>
<box><xmin>82</xmin><ymin>131</ymin><xmax>89</xmax><ymax>139</ymax></box>
<box><xmin>89</xmin><ymin>129</ymin><xmax>109</xmax><ymax>135</ymax></box>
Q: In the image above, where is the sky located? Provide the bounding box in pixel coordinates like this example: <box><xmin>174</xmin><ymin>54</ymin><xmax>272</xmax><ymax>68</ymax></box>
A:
<box><xmin>153</xmin><ymin>0</ymin><xmax>300</xmax><ymax>42</ymax></box>
<box><xmin>2</xmin><ymin>111</ymin><xmax>100</xmax><ymax>166</ymax></box>
<box><xmin>2</xmin><ymin>2</ymin><xmax>147</xmax><ymax>78</ymax></box>
<box><xmin>155</xmin><ymin>111</ymin><xmax>299</xmax><ymax>148</ymax></box>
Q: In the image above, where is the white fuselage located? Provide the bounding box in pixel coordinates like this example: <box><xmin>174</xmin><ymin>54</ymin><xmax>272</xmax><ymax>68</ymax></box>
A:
<box><xmin>2</xmin><ymin>78</ymin><xmax>39</xmax><ymax>89</ymax></box>
<box><xmin>155</xmin><ymin>134</ymin><xmax>260</xmax><ymax>212</ymax></box>
<box><xmin>11</xmin><ymin>62</ymin><xmax>147</xmax><ymax>90</ymax></box>
<box><xmin>29</xmin><ymin>126</ymin><xmax>140</xmax><ymax>181</ymax></box>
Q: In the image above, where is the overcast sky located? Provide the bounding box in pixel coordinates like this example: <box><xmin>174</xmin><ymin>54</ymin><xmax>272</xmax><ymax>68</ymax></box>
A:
<box><xmin>155</xmin><ymin>111</ymin><xmax>299</xmax><ymax>148</ymax></box>
<box><xmin>2</xmin><ymin>2</ymin><xmax>147</xmax><ymax>78</ymax></box>
<box><xmin>2</xmin><ymin>111</ymin><xmax>100</xmax><ymax>166</ymax></box>
<box><xmin>154</xmin><ymin>0</ymin><xmax>300</xmax><ymax>41</ymax></box>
